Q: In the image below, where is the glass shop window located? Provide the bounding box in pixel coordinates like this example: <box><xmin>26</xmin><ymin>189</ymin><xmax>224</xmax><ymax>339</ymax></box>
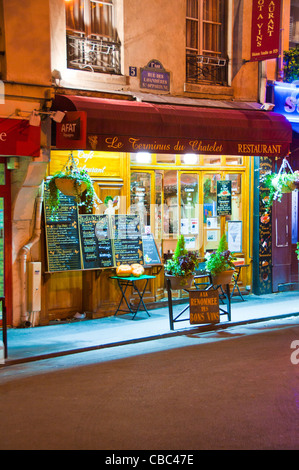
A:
<box><xmin>225</xmin><ymin>156</ymin><xmax>243</xmax><ymax>165</ymax></box>
<box><xmin>203</xmin><ymin>156</ymin><xmax>221</xmax><ymax>165</ymax></box>
<box><xmin>130</xmin><ymin>153</ymin><xmax>152</xmax><ymax>165</ymax></box>
<box><xmin>163</xmin><ymin>170</ymin><xmax>178</xmax><ymax>237</ymax></box>
<box><xmin>203</xmin><ymin>173</ymin><xmax>221</xmax><ymax>251</ymax></box>
<box><xmin>156</xmin><ymin>154</ymin><xmax>176</xmax><ymax>164</ymax></box>
<box><xmin>180</xmin><ymin>173</ymin><xmax>200</xmax><ymax>250</ymax></box>
<box><xmin>130</xmin><ymin>172</ymin><xmax>151</xmax><ymax>233</ymax></box>
<box><xmin>181</xmin><ymin>154</ymin><xmax>199</xmax><ymax>165</ymax></box>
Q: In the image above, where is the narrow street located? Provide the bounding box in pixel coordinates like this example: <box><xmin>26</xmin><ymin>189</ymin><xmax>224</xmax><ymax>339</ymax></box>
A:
<box><xmin>1</xmin><ymin>316</ymin><xmax>299</xmax><ymax>450</ymax></box>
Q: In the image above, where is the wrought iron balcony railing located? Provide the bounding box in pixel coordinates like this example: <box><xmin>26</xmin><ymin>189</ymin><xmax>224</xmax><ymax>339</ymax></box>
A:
<box><xmin>186</xmin><ymin>53</ymin><xmax>228</xmax><ymax>86</ymax></box>
<box><xmin>67</xmin><ymin>34</ymin><xmax>121</xmax><ymax>74</ymax></box>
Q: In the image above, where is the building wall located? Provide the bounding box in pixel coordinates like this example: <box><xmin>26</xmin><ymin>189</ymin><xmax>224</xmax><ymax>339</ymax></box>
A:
<box><xmin>0</xmin><ymin>0</ymin><xmax>52</xmax><ymax>325</ymax></box>
<box><xmin>1</xmin><ymin>0</ymin><xmax>293</xmax><ymax>325</ymax></box>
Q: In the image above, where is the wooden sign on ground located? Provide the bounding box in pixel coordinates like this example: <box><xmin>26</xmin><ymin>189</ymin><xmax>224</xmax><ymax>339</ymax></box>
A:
<box><xmin>189</xmin><ymin>289</ymin><xmax>220</xmax><ymax>324</ymax></box>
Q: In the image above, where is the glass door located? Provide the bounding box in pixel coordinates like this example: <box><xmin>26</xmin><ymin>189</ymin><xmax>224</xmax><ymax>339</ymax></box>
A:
<box><xmin>202</xmin><ymin>171</ymin><xmax>244</xmax><ymax>255</ymax></box>
<box><xmin>203</xmin><ymin>173</ymin><xmax>221</xmax><ymax>252</ymax></box>
<box><xmin>180</xmin><ymin>172</ymin><xmax>200</xmax><ymax>251</ymax></box>
<box><xmin>130</xmin><ymin>171</ymin><xmax>152</xmax><ymax>234</ymax></box>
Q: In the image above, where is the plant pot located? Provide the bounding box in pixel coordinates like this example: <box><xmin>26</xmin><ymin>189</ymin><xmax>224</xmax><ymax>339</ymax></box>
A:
<box><xmin>272</xmin><ymin>175</ymin><xmax>295</xmax><ymax>193</ymax></box>
<box><xmin>55</xmin><ymin>178</ymin><xmax>87</xmax><ymax>197</ymax></box>
<box><xmin>211</xmin><ymin>269</ymin><xmax>234</xmax><ymax>287</ymax></box>
<box><xmin>165</xmin><ymin>274</ymin><xmax>194</xmax><ymax>290</ymax></box>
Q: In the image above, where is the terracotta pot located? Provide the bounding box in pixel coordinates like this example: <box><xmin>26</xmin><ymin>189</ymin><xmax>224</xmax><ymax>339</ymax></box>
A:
<box><xmin>211</xmin><ymin>269</ymin><xmax>234</xmax><ymax>287</ymax></box>
<box><xmin>165</xmin><ymin>274</ymin><xmax>194</xmax><ymax>290</ymax></box>
<box><xmin>55</xmin><ymin>178</ymin><xmax>87</xmax><ymax>197</ymax></box>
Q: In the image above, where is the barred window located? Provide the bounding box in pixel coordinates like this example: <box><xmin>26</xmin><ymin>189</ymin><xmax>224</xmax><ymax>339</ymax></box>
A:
<box><xmin>65</xmin><ymin>0</ymin><xmax>120</xmax><ymax>74</ymax></box>
<box><xmin>186</xmin><ymin>0</ymin><xmax>228</xmax><ymax>85</ymax></box>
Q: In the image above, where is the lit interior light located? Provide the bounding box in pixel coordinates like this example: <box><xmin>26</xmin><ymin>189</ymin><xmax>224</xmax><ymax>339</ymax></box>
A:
<box><xmin>136</xmin><ymin>152</ymin><xmax>151</xmax><ymax>164</ymax></box>
<box><xmin>183</xmin><ymin>154</ymin><xmax>198</xmax><ymax>165</ymax></box>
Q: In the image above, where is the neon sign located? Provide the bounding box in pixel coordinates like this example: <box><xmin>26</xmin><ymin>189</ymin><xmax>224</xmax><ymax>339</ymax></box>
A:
<box><xmin>274</xmin><ymin>80</ymin><xmax>299</xmax><ymax>125</ymax></box>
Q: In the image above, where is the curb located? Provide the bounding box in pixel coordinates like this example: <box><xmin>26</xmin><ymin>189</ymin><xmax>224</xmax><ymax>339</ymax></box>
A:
<box><xmin>2</xmin><ymin>311</ymin><xmax>299</xmax><ymax>367</ymax></box>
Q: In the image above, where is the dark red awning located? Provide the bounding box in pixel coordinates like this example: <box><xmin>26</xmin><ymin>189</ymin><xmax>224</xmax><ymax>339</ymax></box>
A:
<box><xmin>53</xmin><ymin>94</ymin><xmax>292</xmax><ymax>157</ymax></box>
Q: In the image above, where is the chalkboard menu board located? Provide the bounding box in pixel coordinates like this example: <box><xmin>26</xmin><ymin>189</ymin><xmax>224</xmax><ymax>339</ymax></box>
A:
<box><xmin>142</xmin><ymin>234</ymin><xmax>162</xmax><ymax>265</ymax></box>
<box><xmin>112</xmin><ymin>215</ymin><xmax>144</xmax><ymax>265</ymax></box>
<box><xmin>79</xmin><ymin>214</ymin><xmax>113</xmax><ymax>269</ymax></box>
<box><xmin>44</xmin><ymin>185</ymin><xmax>82</xmax><ymax>272</ymax></box>
<box><xmin>44</xmin><ymin>197</ymin><xmax>163</xmax><ymax>272</ymax></box>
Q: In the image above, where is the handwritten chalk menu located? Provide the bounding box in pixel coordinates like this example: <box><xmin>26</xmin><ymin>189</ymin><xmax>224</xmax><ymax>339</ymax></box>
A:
<box><xmin>44</xmin><ymin>186</ymin><xmax>82</xmax><ymax>272</ymax></box>
<box><xmin>44</xmin><ymin>198</ymin><xmax>161</xmax><ymax>271</ymax></box>
<box><xmin>79</xmin><ymin>214</ymin><xmax>113</xmax><ymax>269</ymax></box>
<box><xmin>112</xmin><ymin>215</ymin><xmax>144</xmax><ymax>265</ymax></box>
<box><xmin>142</xmin><ymin>234</ymin><xmax>162</xmax><ymax>265</ymax></box>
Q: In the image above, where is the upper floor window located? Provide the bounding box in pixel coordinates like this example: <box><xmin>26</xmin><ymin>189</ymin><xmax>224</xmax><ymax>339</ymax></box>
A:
<box><xmin>289</xmin><ymin>0</ymin><xmax>299</xmax><ymax>48</ymax></box>
<box><xmin>186</xmin><ymin>0</ymin><xmax>228</xmax><ymax>86</ymax></box>
<box><xmin>65</xmin><ymin>0</ymin><xmax>121</xmax><ymax>74</ymax></box>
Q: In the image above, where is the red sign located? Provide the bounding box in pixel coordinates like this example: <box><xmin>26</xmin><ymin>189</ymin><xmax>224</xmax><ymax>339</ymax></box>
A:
<box><xmin>251</xmin><ymin>0</ymin><xmax>281</xmax><ymax>62</ymax></box>
<box><xmin>56</xmin><ymin>111</ymin><xmax>87</xmax><ymax>149</ymax></box>
<box><xmin>0</xmin><ymin>119</ymin><xmax>40</xmax><ymax>157</ymax></box>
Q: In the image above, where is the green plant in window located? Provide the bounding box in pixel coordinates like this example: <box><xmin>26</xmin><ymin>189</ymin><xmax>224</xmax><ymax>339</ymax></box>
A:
<box><xmin>283</xmin><ymin>48</ymin><xmax>299</xmax><ymax>83</ymax></box>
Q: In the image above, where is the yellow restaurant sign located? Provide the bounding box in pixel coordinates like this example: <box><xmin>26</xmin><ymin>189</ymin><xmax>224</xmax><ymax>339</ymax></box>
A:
<box><xmin>50</xmin><ymin>150</ymin><xmax>124</xmax><ymax>178</ymax></box>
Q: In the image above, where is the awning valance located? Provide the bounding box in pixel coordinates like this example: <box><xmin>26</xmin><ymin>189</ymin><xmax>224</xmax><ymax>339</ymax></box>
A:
<box><xmin>53</xmin><ymin>94</ymin><xmax>292</xmax><ymax>157</ymax></box>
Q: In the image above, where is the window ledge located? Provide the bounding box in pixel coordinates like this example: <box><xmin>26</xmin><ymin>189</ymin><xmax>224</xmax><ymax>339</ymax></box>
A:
<box><xmin>184</xmin><ymin>83</ymin><xmax>234</xmax><ymax>100</ymax></box>
<box><xmin>61</xmin><ymin>68</ymin><xmax>128</xmax><ymax>92</ymax></box>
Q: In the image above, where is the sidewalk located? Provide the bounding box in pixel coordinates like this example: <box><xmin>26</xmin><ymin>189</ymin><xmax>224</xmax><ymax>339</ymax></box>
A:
<box><xmin>1</xmin><ymin>290</ymin><xmax>299</xmax><ymax>366</ymax></box>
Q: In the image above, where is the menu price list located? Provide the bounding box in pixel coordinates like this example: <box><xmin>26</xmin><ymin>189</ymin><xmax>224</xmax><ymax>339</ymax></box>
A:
<box><xmin>113</xmin><ymin>215</ymin><xmax>144</xmax><ymax>265</ymax></box>
<box><xmin>79</xmin><ymin>214</ymin><xmax>113</xmax><ymax>269</ymax></box>
<box><xmin>44</xmin><ymin>187</ymin><xmax>82</xmax><ymax>272</ymax></box>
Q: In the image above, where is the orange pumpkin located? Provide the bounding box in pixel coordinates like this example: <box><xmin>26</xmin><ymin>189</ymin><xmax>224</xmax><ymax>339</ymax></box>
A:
<box><xmin>116</xmin><ymin>264</ymin><xmax>132</xmax><ymax>276</ymax></box>
<box><xmin>131</xmin><ymin>264</ymin><xmax>145</xmax><ymax>277</ymax></box>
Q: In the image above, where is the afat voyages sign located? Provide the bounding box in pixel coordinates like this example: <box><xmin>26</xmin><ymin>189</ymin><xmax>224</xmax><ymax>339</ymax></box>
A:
<box><xmin>251</xmin><ymin>0</ymin><xmax>281</xmax><ymax>62</ymax></box>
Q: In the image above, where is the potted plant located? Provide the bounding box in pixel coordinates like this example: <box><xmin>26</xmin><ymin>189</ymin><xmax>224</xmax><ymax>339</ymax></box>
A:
<box><xmin>205</xmin><ymin>234</ymin><xmax>236</xmax><ymax>286</ymax></box>
<box><xmin>47</xmin><ymin>154</ymin><xmax>99</xmax><ymax>214</ymax></box>
<box><xmin>283</xmin><ymin>48</ymin><xmax>299</xmax><ymax>83</ymax></box>
<box><xmin>260</xmin><ymin>159</ymin><xmax>299</xmax><ymax>214</ymax></box>
<box><xmin>164</xmin><ymin>234</ymin><xmax>200</xmax><ymax>289</ymax></box>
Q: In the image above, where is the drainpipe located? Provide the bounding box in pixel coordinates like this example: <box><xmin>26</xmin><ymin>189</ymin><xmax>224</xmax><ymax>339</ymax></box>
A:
<box><xmin>19</xmin><ymin>183</ymin><xmax>44</xmax><ymax>326</ymax></box>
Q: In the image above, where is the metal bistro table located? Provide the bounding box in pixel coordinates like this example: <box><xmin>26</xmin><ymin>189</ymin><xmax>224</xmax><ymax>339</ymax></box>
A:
<box><xmin>110</xmin><ymin>274</ymin><xmax>156</xmax><ymax>319</ymax></box>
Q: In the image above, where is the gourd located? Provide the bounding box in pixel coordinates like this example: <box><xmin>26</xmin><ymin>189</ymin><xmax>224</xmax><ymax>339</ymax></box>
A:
<box><xmin>131</xmin><ymin>264</ymin><xmax>145</xmax><ymax>277</ymax></box>
<box><xmin>116</xmin><ymin>264</ymin><xmax>132</xmax><ymax>276</ymax></box>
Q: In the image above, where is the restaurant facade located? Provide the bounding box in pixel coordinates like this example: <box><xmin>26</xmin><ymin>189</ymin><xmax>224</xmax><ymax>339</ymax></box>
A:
<box><xmin>38</xmin><ymin>91</ymin><xmax>293</xmax><ymax>324</ymax></box>
<box><xmin>0</xmin><ymin>0</ymin><xmax>298</xmax><ymax>328</ymax></box>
